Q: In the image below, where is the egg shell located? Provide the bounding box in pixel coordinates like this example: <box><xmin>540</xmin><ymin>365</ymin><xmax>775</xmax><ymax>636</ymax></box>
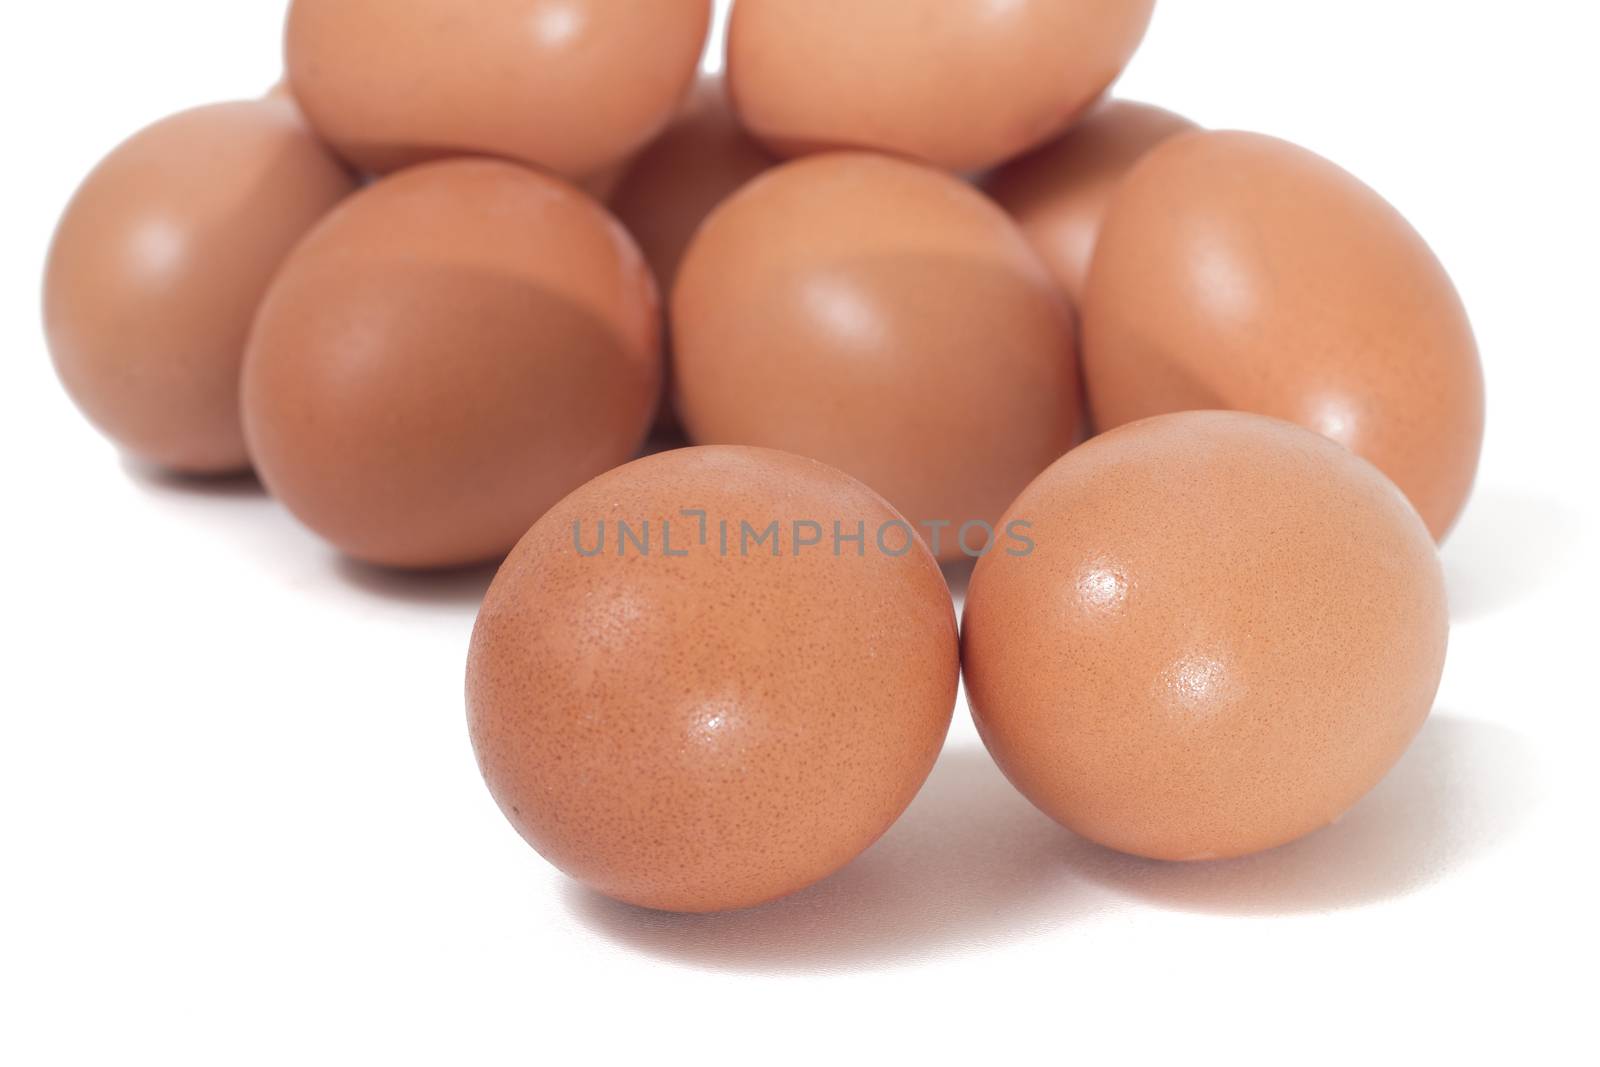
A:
<box><xmin>285</xmin><ymin>0</ymin><xmax>712</xmax><ymax>179</ymax></box>
<box><xmin>983</xmin><ymin>99</ymin><xmax>1198</xmax><ymax>306</ymax></box>
<box><xmin>1082</xmin><ymin>130</ymin><xmax>1486</xmax><ymax>540</ymax></box>
<box><xmin>672</xmin><ymin>151</ymin><xmax>1083</xmax><ymax>563</ymax></box>
<box><xmin>727</xmin><ymin>0</ymin><xmax>1157</xmax><ymax>173</ymax></box>
<box><xmin>610</xmin><ymin>77</ymin><xmax>779</xmax><ymax>300</ymax></box>
<box><xmin>42</xmin><ymin>98</ymin><xmax>356</xmax><ymax>474</ymax></box>
<box><xmin>962</xmin><ymin>411</ymin><xmax>1449</xmax><ymax>862</ymax></box>
<box><xmin>578</xmin><ymin>157</ymin><xmax>635</xmax><ymax>203</ymax></box>
<box><xmin>609</xmin><ymin>76</ymin><xmax>779</xmax><ymax>433</ymax></box>
<box><xmin>242</xmin><ymin>158</ymin><xmax>662</xmax><ymax>570</ymax></box>
<box><xmin>467</xmin><ymin>445</ymin><xmax>960</xmax><ymax>913</ymax></box>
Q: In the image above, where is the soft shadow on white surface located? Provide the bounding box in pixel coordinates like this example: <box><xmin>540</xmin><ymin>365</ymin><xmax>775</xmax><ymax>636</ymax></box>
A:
<box><xmin>1444</xmin><ymin>487</ymin><xmax>1585</xmax><ymax>622</ymax></box>
<box><xmin>121</xmin><ymin>456</ymin><xmax>266</xmax><ymax>499</ymax></box>
<box><xmin>572</xmin><ymin>717</ymin><xmax>1538</xmax><ymax>965</ymax></box>
<box><xmin>333</xmin><ymin>557</ymin><xmax>498</xmax><ymax>610</ymax></box>
<box><xmin>566</xmin><ymin>745</ymin><xmax>1094</xmax><ymax>973</ymax></box>
<box><xmin>123</xmin><ymin>455</ymin><xmax>499</xmax><ymax>608</ymax></box>
<box><xmin>1067</xmin><ymin>715</ymin><xmax>1540</xmax><ymax>915</ymax></box>
<box><xmin>120</xmin><ymin>455</ymin><xmax>299</xmax><ymax>563</ymax></box>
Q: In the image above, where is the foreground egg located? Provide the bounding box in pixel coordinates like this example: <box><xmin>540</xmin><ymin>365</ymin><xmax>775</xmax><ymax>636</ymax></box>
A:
<box><xmin>467</xmin><ymin>446</ymin><xmax>960</xmax><ymax>913</ymax></box>
<box><xmin>285</xmin><ymin>0</ymin><xmax>712</xmax><ymax>179</ymax></box>
<box><xmin>727</xmin><ymin>0</ymin><xmax>1157</xmax><ymax>173</ymax></box>
<box><xmin>1083</xmin><ymin>130</ymin><xmax>1486</xmax><ymax>540</ymax></box>
<box><xmin>242</xmin><ymin>159</ymin><xmax>661</xmax><ymax>569</ymax></box>
<box><xmin>673</xmin><ymin>152</ymin><xmax>1083</xmax><ymax>562</ymax></box>
<box><xmin>984</xmin><ymin>99</ymin><xmax>1197</xmax><ymax>306</ymax></box>
<box><xmin>963</xmin><ymin>411</ymin><xmax>1448</xmax><ymax>862</ymax></box>
<box><xmin>43</xmin><ymin>99</ymin><xmax>356</xmax><ymax>473</ymax></box>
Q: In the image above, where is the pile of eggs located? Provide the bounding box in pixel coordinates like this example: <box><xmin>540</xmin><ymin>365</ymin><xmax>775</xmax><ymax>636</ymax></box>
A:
<box><xmin>43</xmin><ymin>1</ymin><xmax>1483</xmax><ymax>914</ymax></box>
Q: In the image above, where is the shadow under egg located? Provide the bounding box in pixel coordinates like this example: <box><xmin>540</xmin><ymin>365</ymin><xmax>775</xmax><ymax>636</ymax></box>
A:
<box><xmin>1442</xmin><ymin>487</ymin><xmax>1587</xmax><ymax>622</ymax></box>
<box><xmin>564</xmin><ymin>744</ymin><xmax>1098</xmax><ymax>973</ymax></box>
<box><xmin>1064</xmin><ymin>714</ymin><xmax>1542</xmax><ymax>916</ymax></box>
<box><xmin>121</xmin><ymin>455</ymin><xmax>265</xmax><ymax>498</ymax></box>
<box><xmin>332</xmin><ymin>555</ymin><xmax>500</xmax><ymax>610</ymax></box>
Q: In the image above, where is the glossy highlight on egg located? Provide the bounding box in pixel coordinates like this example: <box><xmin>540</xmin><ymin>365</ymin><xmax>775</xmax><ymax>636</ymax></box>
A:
<box><xmin>672</xmin><ymin>151</ymin><xmax>1084</xmax><ymax>561</ymax></box>
<box><xmin>241</xmin><ymin>159</ymin><xmax>662</xmax><ymax>569</ymax></box>
<box><xmin>43</xmin><ymin>98</ymin><xmax>356</xmax><ymax>474</ymax></box>
<box><xmin>35</xmin><ymin>0</ymin><xmax>1497</xmax><ymax>923</ymax></box>
<box><xmin>467</xmin><ymin>446</ymin><xmax>960</xmax><ymax>913</ymax></box>
<box><xmin>1082</xmin><ymin>130</ymin><xmax>1486</xmax><ymax>540</ymax></box>
<box><xmin>962</xmin><ymin>411</ymin><xmax>1450</xmax><ymax>862</ymax></box>
<box><xmin>728</xmin><ymin>0</ymin><xmax>1158</xmax><ymax>173</ymax></box>
<box><xmin>286</xmin><ymin>0</ymin><xmax>713</xmax><ymax>179</ymax></box>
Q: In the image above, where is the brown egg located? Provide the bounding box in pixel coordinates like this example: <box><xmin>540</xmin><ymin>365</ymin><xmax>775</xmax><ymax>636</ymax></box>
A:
<box><xmin>242</xmin><ymin>159</ymin><xmax>661</xmax><ymax>570</ymax></box>
<box><xmin>42</xmin><ymin>99</ymin><xmax>356</xmax><ymax>474</ymax></box>
<box><xmin>609</xmin><ymin>76</ymin><xmax>778</xmax><ymax>433</ymax></box>
<box><xmin>467</xmin><ymin>445</ymin><xmax>960</xmax><ymax>913</ymax></box>
<box><xmin>610</xmin><ymin>77</ymin><xmax>778</xmax><ymax>299</ymax></box>
<box><xmin>1083</xmin><ymin>130</ymin><xmax>1485</xmax><ymax>540</ymax></box>
<box><xmin>963</xmin><ymin>411</ymin><xmax>1449</xmax><ymax>862</ymax></box>
<box><xmin>983</xmin><ymin>99</ymin><xmax>1198</xmax><ymax>305</ymax></box>
<box><xmin>727</xmin><ymin>0</ymin><xmax>1157</xmax><ymax>173</ymax></box>
<box><xmin>672</xmin><ymin>152</ymin><xmax>1083</xmax><ymax>563</ymax></box>
<box><xmin>578</xmin><ymin>157</ymin><xmax>635</xmax><ymax>203</ymax></box>
<box><xmin>285</xmin><ymin>0</ymin><xmax>712</xmax><ymax>179</ymax></box>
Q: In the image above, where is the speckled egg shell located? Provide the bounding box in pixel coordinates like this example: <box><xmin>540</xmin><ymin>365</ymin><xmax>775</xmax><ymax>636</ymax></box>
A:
<box><xmin>672</xmin><ymin>151</ymin><xmax>1083</xmax><ymax>563</ymax></box>
<box><xmin>467</xmin><ymin>445</ymin><xmax>960</xmax><ymax>913</ymax></box>
<box><xmin>727</xmin><ymin>0</ymin><xmax>1157</xmax><ymax>173</ymax></box>
<box><xmin>1082</xmin><ymin>130</ymin><xmax>1485</xmax><ymax>540</ymax></box>
<box><xmin>285</xmin><ymin>0</ymin><xmax>712</xmax><ymax>179</ymax></box>
<box><xmin>242</xmin><ymin>158</ymin><xmax>661</xmax><ymax>570</ymax></box>
<box><xmin>43</xmin><ymin>98</ymin><xmax>356</xmax><ymax>474</ymax></box>
<box><xmin>962</xmin><ymin>411</ymin><xmax>1449</xmax><ymax>862</ymax></box>
<box><xmin>983</xmin><ymin>99</ymin><xmax>1198</xmax><ymax>306</ymax></box>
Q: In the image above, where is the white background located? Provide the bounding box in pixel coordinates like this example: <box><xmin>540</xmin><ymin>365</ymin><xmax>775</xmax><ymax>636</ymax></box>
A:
<box><xmin>2</xmin><ymin>2</ymin><xmax>1596</xmax><ymax>1063</ymax></box>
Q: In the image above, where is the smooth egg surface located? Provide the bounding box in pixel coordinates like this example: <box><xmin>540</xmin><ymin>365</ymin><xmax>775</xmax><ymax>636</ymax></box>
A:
<box><xmin>984</xmin><ymin>99</ymin><xmax>1198</xmax><ymax>306</ymax></box>
<box><xmin>609</xmin><ymin>76</ymin><xmax>778</xmax><ymax>433</ymax></box>
<box><xmin>672</xmin><ymin>151</ymin><xmax>1083</xmax><ymax>562</ymax></box>
<box><xmin>609</xmin><ymin>76</ymin><xmax>779</xmax><ymax>299</ymax></box>
<box><xmin>43</xmin><ymin>98</ymin><xmax>356</xmax><ymax>473</ymax></box>
<box><xmin>286</xmin><ymin>0</ymin><xmax>712</xmax><ymax>179</ymax></box>
<box><xmin>242</xmin><ymin>159</ymin><xmax>661</xmax><ymax>570</ymax></box>
<box><xmin>1082</xmin><ymin>130</ymin><xmax>1485</xmax><ymax>540</ymax></box>
<box><xmin>467</xmin><ymin>445</ymin><xmax>960</xmax><ymax>913</ymax></box>
<box><xmin>962</xmin><ymin>411</ymin><xmax>1449</xmax><ymax>862</ymax></box>
<box><xmin>727</xmin><ymin>0</ymin><xmax>1157</xmax><ymax>173</ymax></box>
